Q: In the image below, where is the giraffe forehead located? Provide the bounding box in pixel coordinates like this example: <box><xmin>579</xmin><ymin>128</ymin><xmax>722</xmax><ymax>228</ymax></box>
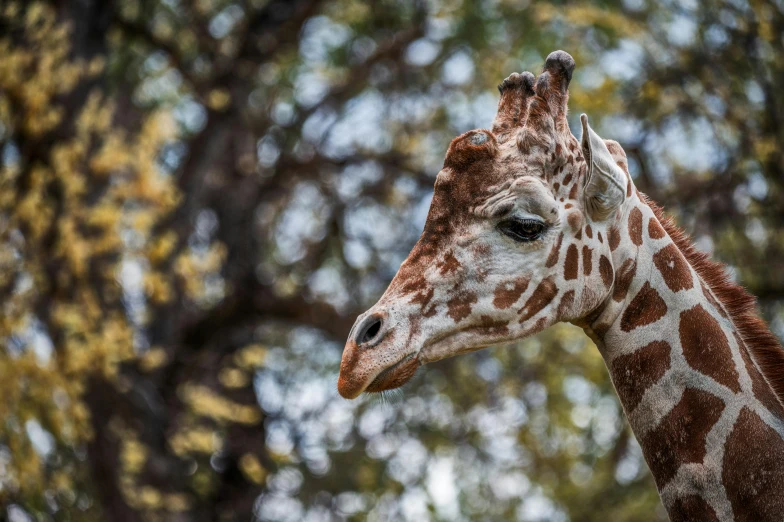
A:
<box><xmin>471</xmin><ymin>174</ymin><xmax>557</xmax><ymax>219</ymax></box>
<box><xmin>439</xmin><ymin>128</ymin><xmax>583</xmax><ymax>207</ymax></box>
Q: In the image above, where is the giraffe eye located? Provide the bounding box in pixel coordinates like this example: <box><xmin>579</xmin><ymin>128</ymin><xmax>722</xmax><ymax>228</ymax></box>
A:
<box><xmin>497</xmin><ymin>218</ymin><xmax>546</xmax><ymax>242</ymax></box>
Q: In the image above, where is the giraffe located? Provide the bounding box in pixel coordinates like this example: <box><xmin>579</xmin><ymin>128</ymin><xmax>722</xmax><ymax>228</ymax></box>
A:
<box><xmin>337</xmin><ymin>51</ymin><xmax>784</xmax><ymax>521</ymax></box>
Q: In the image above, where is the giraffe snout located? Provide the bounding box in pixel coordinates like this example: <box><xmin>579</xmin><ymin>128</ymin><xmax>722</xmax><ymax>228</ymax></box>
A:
<box><xmin>338</xmin><ymin>312</ymin><xmax>389</xmax><ymax>399</ymax></box>
<box><xmin>338</xmin><ymin>309</ymin><xmax>415</xmax><ymax>399</ymax></box>
<box><xmin>337</xmin><ymin>339</ymin><xmax>364</xmax><ymax>399</ymax></box>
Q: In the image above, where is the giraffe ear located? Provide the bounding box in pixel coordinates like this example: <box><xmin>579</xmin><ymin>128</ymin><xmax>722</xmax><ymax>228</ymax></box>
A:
<box><xmin>580</xmin><ymin>114</ymin><xmax>627</xmax><ymax>221</ymax></box>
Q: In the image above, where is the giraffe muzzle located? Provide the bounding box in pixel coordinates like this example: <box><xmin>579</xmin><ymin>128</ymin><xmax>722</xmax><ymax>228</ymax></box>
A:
<box><xmin>338</xmin><ymin>309</ymin><xmax>420</xmax><ymax>398</ymax></box>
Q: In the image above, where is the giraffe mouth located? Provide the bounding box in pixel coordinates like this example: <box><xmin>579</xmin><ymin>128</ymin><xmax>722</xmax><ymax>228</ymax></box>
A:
<box><xmin>345</xmin><ymin>316</ymin><xmax>525</xmax><ymax>397</ymax></box>
<box><xmin>417</xmin><ymin>324</ymin><xmax>513</xmax><ymax>365</ymax></box>
<box><xmin>365</xmin><ymin>353</ymin><xmax>420</xmax><ymax>393</ymax></box>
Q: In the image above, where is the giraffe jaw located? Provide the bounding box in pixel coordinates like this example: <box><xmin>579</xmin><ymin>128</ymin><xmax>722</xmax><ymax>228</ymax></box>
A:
<box><xmin>339</xmin><ymin>312</ymin><xmax>553</xmax><ymax>398</ymax></box>
<box><xmin>351</xmin><ymin>331</ymin><xmax>489</xmax><ymax>397</ymax></box>
<box><xmin>417</xmin><ymin>317</ymin><xmax>551</xmax><ymax>365</ymax></box>
<box><xmin>338</xmin><ymin>328</ymin><xmax>477</xmax><ymax>399</ymax></box>
<box><xmin>363</xmin><ymin>331</ymin><xmax>512</xmax><ymax>395</ymax></box>
<box><xmin>417</xmin><ymin>331</ymin><xmax>491</xmax><ymax>365</ymax></box>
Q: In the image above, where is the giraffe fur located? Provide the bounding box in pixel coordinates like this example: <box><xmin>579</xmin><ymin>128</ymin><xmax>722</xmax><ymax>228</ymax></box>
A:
<box><xmin>337</xmin><ymin>50</ymin><xmax>784</xmax><ymax>521</ymax></box>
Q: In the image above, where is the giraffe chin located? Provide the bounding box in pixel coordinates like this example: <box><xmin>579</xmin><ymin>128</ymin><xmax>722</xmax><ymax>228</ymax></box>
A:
<box><xmin>364</xmin><ymin>353</ymin><xmax>420</xmax><ymax>393</ymax></box>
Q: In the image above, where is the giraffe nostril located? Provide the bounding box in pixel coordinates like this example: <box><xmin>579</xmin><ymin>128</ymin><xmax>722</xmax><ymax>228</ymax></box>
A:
<box><xmin>356</xmin><ymin>315</ymin><xmax>384</xmax><ymax>346</ymax></box>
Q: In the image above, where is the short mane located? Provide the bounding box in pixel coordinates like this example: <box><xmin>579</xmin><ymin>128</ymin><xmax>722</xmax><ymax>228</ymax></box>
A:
<box><xmin>643</xmin><ymin>193</ymin><xmax>784</xmax><ymax>408</ymax></box>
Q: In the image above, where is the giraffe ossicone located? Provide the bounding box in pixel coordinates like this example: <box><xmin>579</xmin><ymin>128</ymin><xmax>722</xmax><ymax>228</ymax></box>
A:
<box><xmin>337</xmin><ymin>50</ymin><xmax>784</xmax><ymax>521</ymax></box>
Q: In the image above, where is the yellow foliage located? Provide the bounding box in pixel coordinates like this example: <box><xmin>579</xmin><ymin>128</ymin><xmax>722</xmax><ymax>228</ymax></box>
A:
<box><xmin>139</xmin><ymin>347</ymin><xmax>169</xmax><ymax>372</ymax></box>
<box><xmin>14</xmin><ymin>166</ymin><xmax>54</xmax><ymax>241</ymax></box>
<box><xmin>234</xmin><ymin>343</ymin><xmax>267</xmax><ymax>369</ymax></box>
<box><xmin>754</xmin><ymin>137</ymin><xmax>778</xmax><ymax>161</ymax></box>
<box><xmin>164</xmin><ymin>493</ymin><xmax>191</xmax><ymax>512</ymax></box>
<box><xmin>0</xmin><ymin>2</ymin><xmax>92</xmax><ymax>137</ymax></box>
<box><xmin>238</xmin><ymin>453</ymin><xmax>267</xmax><ymax>485</ymax></box>
<box><xmin>145</xmin><ymin>272</ymin><xmax>175</xmax><ymax>304</ymax></box>
<box><xmin>179</xmin><ymin>384</ymin><xmax>261</xmax><ymax>425</ymax></box>
<box><xmin>568</xmin><ymin>78</ymin><xmax>621</xmax><ymax>116</ymax></box>
<box><xmin>169</xmin><ymin>427</ymin><xmax>221</xmax><ymax>456</ymax></box>
<box><xmin>533</xmin><ymin>4</ymin><xmax>642</xmax><ymax>36</ymax></box>
<box><xmin>0</xmin><ymin>3</ymin><xmax>192</xmax><ymax>507</ymax></box>
<box><xmin>148</xmin><ymin>231</ymin><xmax>179</xmax><ymax>263</ymax></box>
<box><xmin>328</xmin><ymin>0</ymin><xmax>371</xmax><ymax>25</ymax></box>
<box><xmin>87</xmin><ymin>56</ymin><xmax>106</xmax><ymax>77</ymax></box>
<box><xmin>121</xmin><ymin>436</ymin><xmax>149</xmax><ymax>475</ymax></box>
<box><xmin>174</xmin><ymin>242</ymin><xmax>227</xmax><ymax>302</ymax></box>
<box><xmin>138</xmin><ymin>486</ymin><xmax>163</xmax><ymax>509</ymax></box>
<box><xmin>207</xmin><ymin>89</ymin><xmax>231</xmax><ymax>110</ymax></box>
<box><xmin>219</xmin><ymin>367</ymin><xmax>250</xmax><ymax>388</ymax></box>
<box><xmin>89</xmin><ymin>134</ymin><xmax>132</xmax><ymax>176</ymax></box>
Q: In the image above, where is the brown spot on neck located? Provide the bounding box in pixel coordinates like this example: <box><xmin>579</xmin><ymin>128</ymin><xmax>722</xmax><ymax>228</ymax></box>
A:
<box><xmin>679</xmin><ymin>304</ymin><xmax>741</xmax><ymax>392</ymax></box>
<box><xmin>669</xmin><ymin>496</ymin><xmax>720</xmax><ymax>522</ymax></box>
<box><xmin>643</xmin><ymin>194</ymin><xmax>784</xmax><ymax>408</ymax></box>
<box><xmin>648</xmin><ymin>217</ymin><xmax>666</xmax><ymax>239</ymax></box>
<box><xmin>722</xmin><ymin>407</ymin><xmax>784</xmax><ymax>521</ymax></box>
<box><xmin>735</xmin><ymin>332</ymin><xmax>784</xmax><ymax>419</ymax></box>
<box><xmin>620</xmin><ymin>282</ymin><xmax>667</xmax><ymax>332</ymax></box>
<box><xmin>653</xmin><ymin>243</ymin><xmax>694</xmax><ymax>292</ymax></box>
<box><xmin>610</xmin><ymin>340</ymin><xmax>671</xmax><ymax>413</ymax></box>
<box><xmin>641</xmin><ymin>387</ymin><xmax>724</xmax><ymax>487</ymax></box>
<box><xmin>628</xmin><ymin>207</ymin><xmax>643</xmax><ymax>246</ymax></box>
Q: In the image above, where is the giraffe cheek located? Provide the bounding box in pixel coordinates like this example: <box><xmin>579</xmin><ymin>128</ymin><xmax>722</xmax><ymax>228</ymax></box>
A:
<box><xmin>493</xmin><ymin>277</ymin><xmax>530</xmax><ymax>310</ymax></box>
<box><xmin>446</xmin><ymin>291</ymin><xmax>478</xmax><ymax>323</ymax></box>
<box><xmin>518</xmin><ymin>277</ymin><xmax>558</xmax><ymax>323</ymax></box>
<box><xmin>556</xmin><ymin>289</ymin><xmax>576</xmax><ymax>319</ymax></box>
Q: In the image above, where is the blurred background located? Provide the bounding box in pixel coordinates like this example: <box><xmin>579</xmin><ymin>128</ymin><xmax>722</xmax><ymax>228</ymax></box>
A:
<box><xmin>1</xmin><ymin>0</ymin><xmax>783</xmax><ymax>520</ymax></box>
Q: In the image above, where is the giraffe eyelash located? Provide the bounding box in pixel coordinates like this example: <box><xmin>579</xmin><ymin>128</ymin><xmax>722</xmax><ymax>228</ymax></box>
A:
<box><xmin>497</xmin><ymin>217</ymin><xmax>548</xmax><ymax>243</ymax></box>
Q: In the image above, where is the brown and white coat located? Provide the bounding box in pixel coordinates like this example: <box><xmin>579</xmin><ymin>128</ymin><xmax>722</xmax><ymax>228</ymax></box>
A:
<box><xmin>338</xmin><ymin>51</ymin><xmax>784</xmax><ymax>521</ymax></box>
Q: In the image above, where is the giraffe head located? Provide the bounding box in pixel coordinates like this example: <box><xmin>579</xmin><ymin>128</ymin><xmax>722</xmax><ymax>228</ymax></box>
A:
<box><xmin>338</xmin><ymin>51</ymin><xmax>631</xmax><ymax>399</ymax></box>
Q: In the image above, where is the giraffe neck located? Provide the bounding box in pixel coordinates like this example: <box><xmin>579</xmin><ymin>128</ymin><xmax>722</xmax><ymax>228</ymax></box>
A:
<box><xmin>585</xmin><ymin>197</ymin><xmax>784</xmax><ymax>522</ymax></box>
